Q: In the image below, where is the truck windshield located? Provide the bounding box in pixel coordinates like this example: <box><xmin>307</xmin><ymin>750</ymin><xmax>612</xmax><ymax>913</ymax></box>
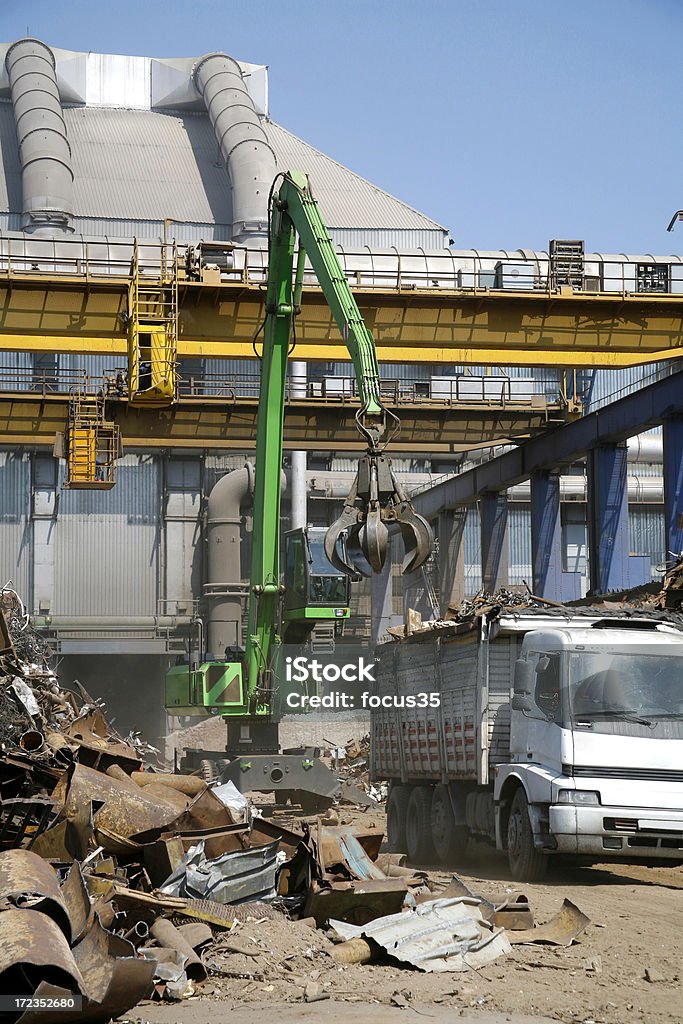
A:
<box><xmin>568</xmin><ymin>651</ymin><xmax>683</xmax><ymax>719</ymax></box>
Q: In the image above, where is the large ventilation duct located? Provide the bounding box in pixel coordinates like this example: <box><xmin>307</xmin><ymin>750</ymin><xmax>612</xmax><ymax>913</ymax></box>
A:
<box><xmin>193</xmin><ymin>52</ymin><xmax>276</xmax><ymax>244</ymax></box>
<box><xmin>205</xmin><ymin>464</ymin><xmax>254</xmax><ymax>657</ymax></box>
<box><xmin>205</xmin><ymin>463</ymin><xmax>286</xmax><ymax>657</ymax></box>
<box><xmin>5</xmin><ymin>38</ymin><xmax>74</xmax><ymax>234</ymax></box>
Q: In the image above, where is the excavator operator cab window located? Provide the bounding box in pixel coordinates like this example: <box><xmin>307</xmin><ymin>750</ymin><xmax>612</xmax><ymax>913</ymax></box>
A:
<box><xmin>307</xmin><ymin>529</ymin><xmax>349</xmax><ymax>605</ymax></box>
<box><xmin>284</xmin><ymin>527</ymin><xmax>349</xmax><ymax>610</ymax></box>
<box><xmin>285</xmin><ymin>531</ymin><xmax>306</xmax><ymax>603</ymax></box>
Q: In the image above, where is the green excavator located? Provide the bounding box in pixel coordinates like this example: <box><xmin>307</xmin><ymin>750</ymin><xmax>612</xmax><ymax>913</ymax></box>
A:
<box><xmin>165</xmin><ymin>171</ymin><xmax>433</xmax><ymax>806</ymax></box>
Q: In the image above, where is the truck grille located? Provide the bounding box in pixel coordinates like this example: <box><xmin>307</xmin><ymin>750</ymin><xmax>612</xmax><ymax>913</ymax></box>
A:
<box><xmin>603</xmin><ymin>817</ymin><xmax>638</xmax><ymax>832</ymax></box>
<box><xmin>564</xmin><ymin>764</ymin><xmax>683</xmax><ymax>783</ymax></box>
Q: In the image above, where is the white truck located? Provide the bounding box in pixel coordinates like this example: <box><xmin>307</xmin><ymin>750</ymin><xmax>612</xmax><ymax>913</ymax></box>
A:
<box><xmin>372</xmin><ymin>610</ymin><xmax>683</xmax><ymax>881</ymax></box>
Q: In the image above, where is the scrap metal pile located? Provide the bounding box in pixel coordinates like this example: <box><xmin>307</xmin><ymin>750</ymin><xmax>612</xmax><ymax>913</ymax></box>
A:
<box><xmin>389</xmin><ymin>561</ymin><xmax>683</xmax><ymax>645</ymax></box>
<box><xmin>0</xmin><ymin>588</ymin><xmax>595</xmax><ymax>1019</ymax></box>
<box><xmin>330</xmin><ymin>735</ymin><xmax>387</xmax><ymax>805</ymax></box>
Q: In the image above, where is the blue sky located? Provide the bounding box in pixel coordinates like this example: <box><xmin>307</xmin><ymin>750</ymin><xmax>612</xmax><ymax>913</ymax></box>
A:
<box><xmin>4</xmin><ymin>0</ymin><xmax>682</xmax><ymax>253</ymax></box>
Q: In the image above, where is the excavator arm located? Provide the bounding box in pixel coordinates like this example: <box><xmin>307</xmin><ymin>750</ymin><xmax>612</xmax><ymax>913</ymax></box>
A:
<box><xmin>245</xmin><ymin>170</ymin><xmax>433</xmax><ymax>711</ymax></box>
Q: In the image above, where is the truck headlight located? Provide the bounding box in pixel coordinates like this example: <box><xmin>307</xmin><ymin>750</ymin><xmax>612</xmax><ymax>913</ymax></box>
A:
<box><xmin>558</xmin><ymin>790</ymin><xmax>600</xmax><ymax>806</ymax></box>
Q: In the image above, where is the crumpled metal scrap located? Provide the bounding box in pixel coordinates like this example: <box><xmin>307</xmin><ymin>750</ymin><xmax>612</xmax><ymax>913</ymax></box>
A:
<box><xmin>0</xmin><ymin>849</ymin><xmax>155</xmax><ymax>1023</ymax></box>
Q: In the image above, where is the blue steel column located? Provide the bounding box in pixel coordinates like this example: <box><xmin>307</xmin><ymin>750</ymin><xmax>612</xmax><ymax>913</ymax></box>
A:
<box><xmin>480</xmin><ymin>491</ymin><xmax>508</xmax><ymax>593</ymax></box>
<box><xmin>531</xmin><ymin>470</ymin><xmax>563</xmax><ymax>601</ymax></box>
<box><xmin>586</xmin><ymin>443</ymin><xmax>630</xmax><ymax>593</ymax></box>
<box><xmin>663</xmin><ymin>417</ymin><xmax>683</xmax><ymax>559</ymax></box>
<box><xmin>370</xmin><ymin>547</ymin><xmax>394</xmax><ymax>644</ymax></box>
<box><xmin>438</xmin><ymin>509</ymin><xmax>466</xmax><ymax>614</ymax></box>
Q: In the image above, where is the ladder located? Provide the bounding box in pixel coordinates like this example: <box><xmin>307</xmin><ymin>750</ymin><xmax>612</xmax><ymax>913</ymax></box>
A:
<box><xmin>310</xmin><ymin>621</ymin><xmax>337</xmax><ymax>653</ymax></box>
<box><xmin>63</xmin><ymin>393</ymin><xmax>120</xmax><ymax>489</ymax></box>
<box><xmin>127</xmin><ymin>241</ymin><xmax>178</xmax><ymax>405</ymax></box>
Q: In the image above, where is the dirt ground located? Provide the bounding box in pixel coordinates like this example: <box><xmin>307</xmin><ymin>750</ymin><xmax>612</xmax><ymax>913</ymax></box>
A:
<box><xmin>127</xmin><ymin>806</ymin><xmax>683</xmax><ymax>1024</ymax></box>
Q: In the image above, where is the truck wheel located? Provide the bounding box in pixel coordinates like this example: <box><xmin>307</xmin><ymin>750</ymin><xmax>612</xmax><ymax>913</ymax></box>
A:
<box><xmin>507</xmin><ymin>788</ymin><xmax>548</xmax><ymax>883</ymax></box>
<box><xmin>386</xmin><ymin>785</ymin><xmax>411</xmax><ymax>852</ymax></box>
<box><xmin>406</xmin><ymin>786</ymin><xmax>435</xmax><ymax>865</ymax></box>
<box><xmin>430</xmin><ymin>784</ymin><xmax>469</xmax><ymax>865</ymax></box>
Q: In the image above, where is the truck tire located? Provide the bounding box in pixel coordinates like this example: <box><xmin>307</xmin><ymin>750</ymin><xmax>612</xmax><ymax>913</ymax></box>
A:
<box><xmin>507</xmin><ymin>788</ymin><xmax>548</xmax><ymax>883</ymax></box>
<box><xmin>430</xmin><ymin>784</ymin><xmax>469</xmax><ymax>865</ymax></box>
<box><xmin>406</xmin><ymin>786</ymin><xmax>435</xmax><ymax>865</ymax></box>
<box><xmin>386</xmin><ymin>785</ymin><xmax>411</xmax><ymax>852</ymax></box>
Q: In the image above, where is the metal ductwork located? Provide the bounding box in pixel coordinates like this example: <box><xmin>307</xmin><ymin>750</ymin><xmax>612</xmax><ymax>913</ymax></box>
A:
<box><xmin>193</xmin><ymin>52</ymin><xmax>277</xmax><ymax>244</ymax></box>
<box><xmin>205</xmin><ymin>464</ymin><xmax>254</xmax><ymax>657</ymax></box>
<box><xmin>5</xmin><ymin>38</ymin><xmax>74</xmax><ymax>234</ymax></box>
<box><xmin>205</xmin><ymin>463</ymin><xmax>287</xmax><ymax>657</ymax></box>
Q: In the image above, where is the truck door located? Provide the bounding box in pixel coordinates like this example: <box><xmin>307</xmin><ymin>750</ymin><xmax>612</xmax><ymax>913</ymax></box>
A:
<box><xmin>513</xmin><ymin>650</ymin><xmax>566</xmax><ymax>775</ymax></box>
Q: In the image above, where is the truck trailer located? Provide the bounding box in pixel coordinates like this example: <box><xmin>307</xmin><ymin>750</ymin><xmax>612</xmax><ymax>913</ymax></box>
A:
<box><xmin>372</xmin><ymin>609</ymin><xmax>683</xmax><ymax>881</ymax></box>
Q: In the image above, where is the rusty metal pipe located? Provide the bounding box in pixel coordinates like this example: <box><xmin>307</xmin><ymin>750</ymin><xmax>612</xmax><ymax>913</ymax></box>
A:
<box><xmin>123</xmin><ymin>921</ymin><xmax>149</xmax><ymax>943</ymax></box>
<box><xmin>131</xmin><ymin>773</ymin><xmax>206</xmax><ymax>796</ymax></box>
<box><xmin>105</xmin><ymin>764</ymin><xmax>140</xmax><ymax>790</ymax></box>
<box><xmin>19</xmin><ymin>729</ymin><xmax>45</xmax><ymax>752</ymax></box>
<box><xmin>150</xmin><ymin>917</ymin><xmax>207</xmax><ymax>981</ymax></box>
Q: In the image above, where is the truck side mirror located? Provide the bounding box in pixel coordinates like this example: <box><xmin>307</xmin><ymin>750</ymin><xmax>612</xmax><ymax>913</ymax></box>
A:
<box><xmin>512</xmin><ymin>659</ymin><xmax>534</xmax><ymax>712</ymax></box>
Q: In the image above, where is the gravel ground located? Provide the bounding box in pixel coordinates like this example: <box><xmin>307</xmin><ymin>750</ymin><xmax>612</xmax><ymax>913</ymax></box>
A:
<box><xmin>127</xmin><ymin>807</ymin><xmax>683</xmax><ymax>1024</ymax></box>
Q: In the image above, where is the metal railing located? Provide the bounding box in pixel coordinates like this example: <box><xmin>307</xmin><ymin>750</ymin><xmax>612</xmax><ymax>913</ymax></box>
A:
<box><xmin>0</xmin><ymin>366</ymin><xmax>89</xmax><ymax>394</ymax></box>
<box><xmin>0</xmin><ymin>235</ymin><xmax>681</xmax><ymax>299</ymax></box>
<box><xmin>153</xmin><ymin>369</ymin><xmax>567</xmax><ymax>408</ymax></box>
<box><xmin>0</xmin><ymin>365</ymin><xmax>568</xmax><ymax>409</ymax></box>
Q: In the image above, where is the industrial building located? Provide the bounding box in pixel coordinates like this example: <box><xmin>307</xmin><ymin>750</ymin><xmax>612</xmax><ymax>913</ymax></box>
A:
<box><xmin>0</xmin><ymin>38</ymin><xmax>681</xmax><ymax>743</ymax></box>
<box><xmin>0</xmin><ymin>16</ymin><xmax>682</xmax><ymax>1022</ymax></box>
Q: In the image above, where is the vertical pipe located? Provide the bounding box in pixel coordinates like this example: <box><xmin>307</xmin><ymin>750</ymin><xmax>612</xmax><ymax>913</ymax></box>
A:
<box><xmin>205</xmin><ymin>465</ymin><xmax>253</xmax><ymax>657</ymax></box>
<box><xmin>5</xmin><ymin>38</ymin><xmax>74</xmax><ymax>234</ymax></box>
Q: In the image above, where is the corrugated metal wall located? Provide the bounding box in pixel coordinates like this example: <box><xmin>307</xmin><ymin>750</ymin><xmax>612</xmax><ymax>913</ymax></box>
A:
<box><xmin>629</xmin><ymin>506</ymin><xmax>665</xmax><ymax>579</ymax></box>
<box><xmin>69</xmin><ymin>218</ymin><xmax>234</xmax><ymax>241</ymax></box>
<box><xmin>447</xmin><ymin>500</ymin><xmax>665</xmax><ymax>599</ymax></box>
<box><xmin>53</xmin><ymin>455</ymin><xmax>160</xmax><ymax>615</ymax></box>
<box><xmin>584</xmin><ymin>364</ymin><xmax>670</xmax><ymax>410</ymax></box>
<box><xmin>463</xmin><ymin>506</ymin><xmax>482</xmax><ymax>595</ymax></box>
<box><xmin>330</xmin><ymin>229</ymin><xmax>447</xmax><ymax>249</ymax></box>
<box><xmin>508</xmin><ymin>504</ymin><xmax>532</xmax><ymax>585</ymax></box>
<box><xmin>0</xmin><ymin>451</ymin><xmax>31</xmax><ymax>598</ymax></box>
<box><xmin>0</xmin><ymin>352</ymin><xmax>32</xmax><ymax>390</ymax></box>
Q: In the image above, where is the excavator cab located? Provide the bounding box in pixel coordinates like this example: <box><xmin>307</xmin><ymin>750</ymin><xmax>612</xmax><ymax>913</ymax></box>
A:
<box><xmin>283</xmin><ymin>527</ymin><xmax>350</xmax><ymax>641</ymax></box>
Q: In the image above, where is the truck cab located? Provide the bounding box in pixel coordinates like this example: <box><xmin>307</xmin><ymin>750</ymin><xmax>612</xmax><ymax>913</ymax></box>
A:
<box><xmin>497</xmin><ymin>619</ymin><xmax>683</xmax><ymax>872</ymax></box>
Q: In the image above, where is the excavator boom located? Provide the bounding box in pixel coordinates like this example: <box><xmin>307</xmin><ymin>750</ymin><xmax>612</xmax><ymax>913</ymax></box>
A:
<box><xmin>245</xmin><ymin>170</ymin><xmax>433</xmax><ymax>709</ymax></box>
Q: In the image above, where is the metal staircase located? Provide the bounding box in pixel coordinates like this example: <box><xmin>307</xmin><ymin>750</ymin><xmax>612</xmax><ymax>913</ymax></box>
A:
<box><xmin>63</xmin><ymin>392</ymin><xmax>120</xmax><ymax>489</ymax></box>
<box><xmin>127</xmin><ymin>241</ymin><xmax>178</xmax><ymax>406</ymax></box>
